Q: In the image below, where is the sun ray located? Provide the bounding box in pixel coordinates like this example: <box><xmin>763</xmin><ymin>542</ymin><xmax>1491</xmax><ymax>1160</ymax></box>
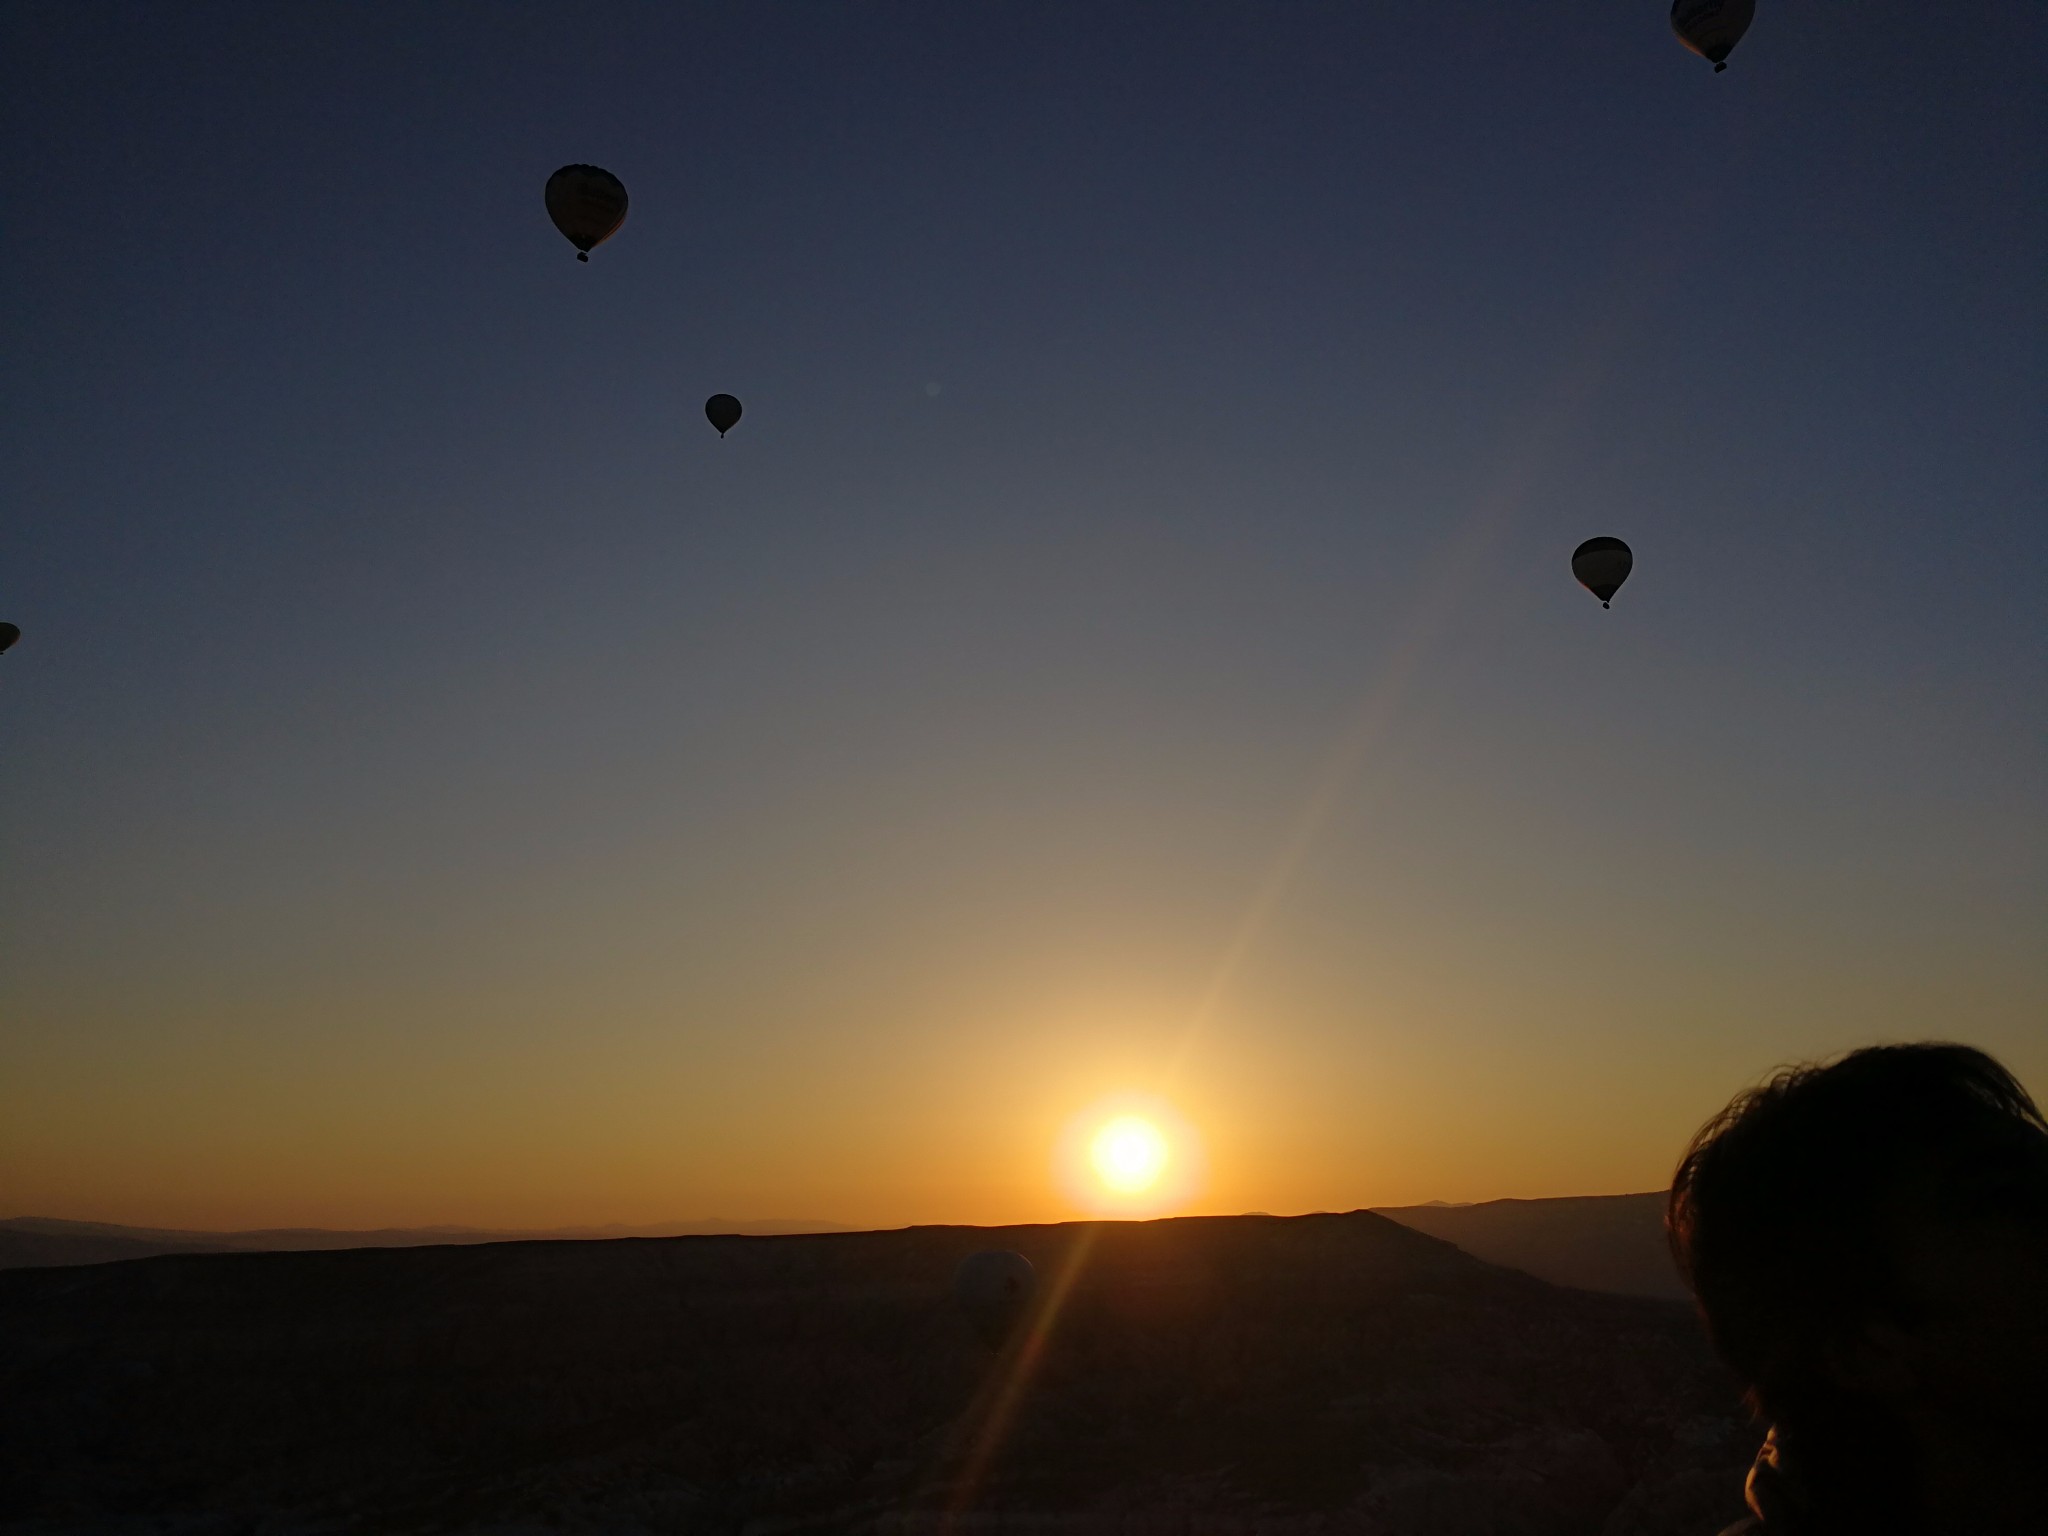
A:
<box><xmin>938</xmin><ymin>1223</ymin><xmax>1103</xmax><ymax>1527</ymax></box>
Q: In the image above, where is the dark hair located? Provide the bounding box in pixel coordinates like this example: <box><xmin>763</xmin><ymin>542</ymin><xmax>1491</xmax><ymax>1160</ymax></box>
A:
<box><xmin>1668</xmin><ymin>1042</ymin><xmax>2048</xmax><ymax>1523</ymax></box>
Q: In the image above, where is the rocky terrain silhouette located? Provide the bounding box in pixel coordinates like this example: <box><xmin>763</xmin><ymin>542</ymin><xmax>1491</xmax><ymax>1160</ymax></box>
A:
<box><xmin>0</xmin><ymin>1217</ymin><xmax>850</xmax><ymax>1272</ymax></box>
<box><xmin>1375</xmin><ymin>1194</ymin><xmax>1684</xmax><ymax>1301</ymax></box>
<box><xmin>0</xmin><ymin>1212</ymin><xmax>1752</xmax><ymax>1533</ymax></box>
<box><xmin>4</xmin><ymin>1197</ymin><xmax>1679</xmax><ymax>1300</ymax></box>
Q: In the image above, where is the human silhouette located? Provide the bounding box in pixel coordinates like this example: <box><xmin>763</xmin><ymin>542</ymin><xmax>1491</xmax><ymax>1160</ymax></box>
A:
<box><xmin>1668</xmin><ymin>1043</ymin><xmax>2048</xmax><ymax>1534</ymax></box>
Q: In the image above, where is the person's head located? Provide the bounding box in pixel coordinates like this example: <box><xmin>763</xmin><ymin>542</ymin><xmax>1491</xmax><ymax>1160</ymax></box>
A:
<box><xmin>1669</xmin><ymin>1044</ymin><xmax>2048</xmax><ymax>1475</ymax></box>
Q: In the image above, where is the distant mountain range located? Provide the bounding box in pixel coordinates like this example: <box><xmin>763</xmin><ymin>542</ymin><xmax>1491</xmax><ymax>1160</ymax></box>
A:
<box><xmin>0</xmin><ymin>1210</ymin><xmax>1750</xmax><ymax>1533</ymax></box>
<box><xmin>0</xmin><ymin>1215</ymin><xmax>851</xmax><ymax>1271</ymax></box>
<box><xmin>1374</xmin><ymin>1192</ymin><xmax>1686</xmax><ymax>1301</ymax></box>
<box><xmin>4</xmin><ymin>1194</ymin><xmax>1684</xmax><ymax>1300</ymax></box>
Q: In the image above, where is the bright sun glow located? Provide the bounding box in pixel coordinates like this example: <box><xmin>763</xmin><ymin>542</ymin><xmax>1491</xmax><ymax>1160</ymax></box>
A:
<box><xmin>1056</xmin><ymin>1095</ymin><xmax>1203</xmax><ymax>1216</ymax></box>
<box><xmin>1088</xmin><ymin>1115</ymin><xmax>1169</xmax><ymax>1194</ymax></box>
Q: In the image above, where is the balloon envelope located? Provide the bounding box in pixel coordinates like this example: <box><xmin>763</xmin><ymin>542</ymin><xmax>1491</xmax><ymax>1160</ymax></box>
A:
<box><xmin>544</xmin><ymin>165</ymin><xmax>628</xmax><ymax>260</ymax></box>
<box><xmin>1670</xmin><ymin>0</ymin><xmax>1755</xmax><ymax>70</ymax></box>
<box><xmin>1571</xmin><ymin>537</ymin><xmax>1633</xmax><ymax>608</ymax></box>
<box><xmin>953</xmin><ymin>1250</ymin><xmax>1035</xmax><ymax>1346</ymax></box>
<box><xmin>705</xmin><ymin>393</ymin><xmax>743</xmax><ymax>437</ymax></box>
<box><xmin>0</xmin><ymin>622</ymin><xmax>17</xmax><ymax>654</ymax></box>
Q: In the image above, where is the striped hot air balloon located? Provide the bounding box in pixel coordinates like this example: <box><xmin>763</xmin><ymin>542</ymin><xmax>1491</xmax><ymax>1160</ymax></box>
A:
<box><xmin>1671</xmin><ymin>0</ymin><xmax>1755</xmax><ymax>73</ymax></box>
<box><xmin>544</xmin><ymin>165</ymin><xmax>628</xmax><ymax>261</ymax></box>
<box><xmin>1572</xmin><ymin>537</ymin><xmax>1633</xmax><ymax>609</ymax></box>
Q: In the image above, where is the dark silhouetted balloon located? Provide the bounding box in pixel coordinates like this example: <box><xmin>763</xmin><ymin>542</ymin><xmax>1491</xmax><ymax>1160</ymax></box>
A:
<box><xmin>0</xmin><ymin>622</ymin><xmax>17</xmax><ymax>655</ymax></box>
<box><xmin>1671</xmin><ymin>0</ymin><xmax>1754</xmax><ymax>72</ymax></box>
<box><xmin>1572</xmin><ymin>537</ymin><xmax>1633</xmax><ymax>609</ymax></box>
<box><xmin>953</xmin><ymin>1250</ymin><xmax>1035</xmax><ymax>1346</ymax></box>
<box><xmin>544</xmin><ymin>165</ymin><xmax>628</xmax><ymax>261</ymax></box>
<box><xmin>704</xmin><ymin>394</ymin><xmax>743</xmax><ymax>438</ymax></box>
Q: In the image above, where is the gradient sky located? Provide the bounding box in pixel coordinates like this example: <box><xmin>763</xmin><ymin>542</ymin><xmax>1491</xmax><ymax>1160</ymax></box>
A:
<box><xmin>3</xmin><ymin>2</ymin><xmax>2042</xmax><ymax>1232</ymax></box>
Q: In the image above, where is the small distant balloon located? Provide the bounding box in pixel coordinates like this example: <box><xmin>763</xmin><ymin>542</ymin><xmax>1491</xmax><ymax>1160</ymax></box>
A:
<box><xmin>1572</xmin><ymin>537</ymin><xmax>1633</xmax><ymax>609</ymax></box>
<box><xmin>704</xmin><ymin>394</ymin><xmax>743</xmax><ymax>437</ymax></box>
<box><xmin>1670</xmin><ymin>0</ymin><xmax>1755</xmax><ymax>72</ymax></box>
<box><xmin>0</xmin><ymin>622</ymin><xmax>17</xmax><ymax>655</ymax></box>
<box><xmin>953</xmin><ymin>1250</ymin><xmax>1035</xmax><ymax>1347</ymax></box>
<box><xmin>544</xmin><ymin>165</ymin><xmax>628</xmax><ymax>261</ymax></box>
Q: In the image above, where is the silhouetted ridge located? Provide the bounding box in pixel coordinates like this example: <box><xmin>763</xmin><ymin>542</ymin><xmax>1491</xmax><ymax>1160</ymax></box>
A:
<box><xmin>0</xmin><ymin>1211</ymin><xmax>1751</xmax><ymax>1532</ymax></box>
<box><xmin>1375</xmin><ymin>1192</ymin><xmax>1686</xmax><ymax>1300</ymax></box>
<box><xmin>0</xmin><ymin>1214</ymin><xmax>850</xmax><ymax>1271</ymax></box>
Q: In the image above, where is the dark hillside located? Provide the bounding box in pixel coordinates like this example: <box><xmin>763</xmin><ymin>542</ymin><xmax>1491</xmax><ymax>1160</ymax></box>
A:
<box><xmin>0</xmin><ymin>1221</ymin><xmax>228</xmax><ymax>1271</ymax></box>
<box><xmin>0</xmin><ymin>1211</ymin><xmax>1752</xmax><ymax>1534</ymax></box>
<box><xmin>0</xmin><ymin>1216</ymin><xmax>850</xmax><ymax>1270</ymax></box>
<box><xmin>1375</xmin><ymin>1194</ymin><xmax>1686</xmax><ymax>1301</ymax></box>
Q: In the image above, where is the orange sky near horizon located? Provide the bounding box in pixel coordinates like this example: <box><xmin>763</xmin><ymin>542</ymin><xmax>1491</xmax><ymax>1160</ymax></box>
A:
<box><xmin>10</xmin><ymin>911</ymin><xmax>2042</xmax><ymax>1233</ymax></box>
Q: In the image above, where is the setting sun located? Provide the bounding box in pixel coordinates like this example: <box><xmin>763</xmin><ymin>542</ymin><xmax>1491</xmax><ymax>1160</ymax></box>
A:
<box><xmin>1057</xmin><ymin>1096</ymin><xmax>1205</xmax><ymax>1216</ymax></box>
<box><xmin>1089</xmin><ymin>1116</ymin><xmax>1169</xmax><ymax>1194</ymax></box>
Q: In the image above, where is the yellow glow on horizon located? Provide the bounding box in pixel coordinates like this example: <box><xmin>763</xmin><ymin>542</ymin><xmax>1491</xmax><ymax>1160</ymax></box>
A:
<box><xmin>1089</xmin><ymin>1115</ymin><xmax>1169</xmax><ymax>1193</ymax></box>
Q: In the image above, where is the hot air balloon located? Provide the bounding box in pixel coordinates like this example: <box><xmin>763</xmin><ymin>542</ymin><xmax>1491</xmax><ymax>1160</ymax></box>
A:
<box><xmin>704</xmin><ymin>394</ymin><xmax>743</xmax><ymax>437</ymax></box>
<box><xmin>0</xmin><ymin>622</ymin><xmax>17</xmax><ymax>655</ymax></box>
<box><xmin>1572</xmin><ymin>537</ymin><xmax>1633</xmax><ymax>609</ymax></box>
<box><xmin>544</xmin><ymin>165</ymin><xmax>628</xmax><ymax>261</ymax></box>
<box><xmin>1671</xmin><ymin>0</ymin><xmax>1754</xmax><ymax>72</ymax></box>
<box><xmin>953</xmin><ymin>1250</ymin><xmax>1035</xmax><ymax>1347</ymax></box>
